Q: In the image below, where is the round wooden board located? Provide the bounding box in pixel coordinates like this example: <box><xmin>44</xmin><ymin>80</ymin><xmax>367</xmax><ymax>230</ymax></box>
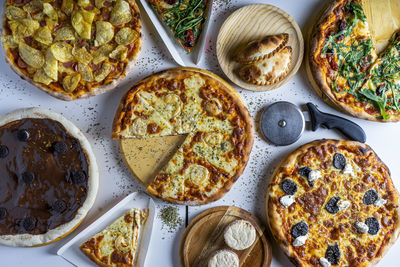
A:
<box><xmin>305</xmin><ymin>0</ymin><xmax>400</xmax><ymax>115</ymax></box>
<box><xmin>216</xmin><ymin>4</ymin><xmax>304</xmax><ymax>92</ymax></box>
<box><xmin>179</xmin><ymin>206</ymin><xmax>272</xmax><ymax>267</ymax></box>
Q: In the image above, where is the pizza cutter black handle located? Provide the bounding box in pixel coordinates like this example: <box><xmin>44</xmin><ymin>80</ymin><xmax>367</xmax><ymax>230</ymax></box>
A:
<box><xmin>306</xmin><ymin>103</ymin><xmax>366</xmax><ymax>143</ymax></box>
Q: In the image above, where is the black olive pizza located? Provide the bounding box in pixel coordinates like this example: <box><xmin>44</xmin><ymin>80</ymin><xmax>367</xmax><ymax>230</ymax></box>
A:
<box><xmin>0</xmin><ymin>108</ymin><xmax>98</xmax><ymax>247</ymax></box>
<box><xmin>1</xmin><ymin>0</ymin><xmax>142</xmax><ymax>100</ymax></box>
<box><xmin>310</xmin><ymin>0</ymin><xmax>400</xmax><ymax>121</ymax></box>
<box><xmin>267</xmin><ymin>139</ymin><xmax>400</xmax><ymax>266</ymax></box>
<box><xmin>112</xmin><ymin>68</ymin><xmax>253</xmax><ymax>205</ymax></box>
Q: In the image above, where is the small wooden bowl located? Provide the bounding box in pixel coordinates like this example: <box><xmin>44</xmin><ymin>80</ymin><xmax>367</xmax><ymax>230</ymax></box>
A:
<box><xmin>217</xmin><ymin>4</ymin><xmax>304</xmax><ymax>92</ymax></box>
<box><xmin>179</xmin><ymin>206</ymin><xmax>272</xmax><ymax>267</ymax></box>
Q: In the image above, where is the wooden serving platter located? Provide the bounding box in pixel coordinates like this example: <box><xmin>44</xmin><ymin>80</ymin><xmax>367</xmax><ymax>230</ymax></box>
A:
<box><xmin>216</xmin><ymin>4</ymin><xmax>304</xmax><ymax>92</ymax></box>
<box><xmin>305</xmin><ymin>0</ymin><xmax>400</xmax><ymax>112</ymax></box>
<box><xmin>179</xmin><ymin>206</ymin><xmax>272</xmax><ymax>267</ymax></box>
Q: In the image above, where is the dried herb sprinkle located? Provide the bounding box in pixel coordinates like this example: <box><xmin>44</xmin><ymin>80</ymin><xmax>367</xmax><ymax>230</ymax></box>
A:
<box><xmin>159</xmin><ymin>206</ymin><xmax>182</xmax><ymax>232</ymax></box>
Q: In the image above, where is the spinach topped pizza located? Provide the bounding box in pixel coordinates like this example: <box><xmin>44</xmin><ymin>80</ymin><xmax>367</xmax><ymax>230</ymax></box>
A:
<box><xmin>148</xmin><ymin>0</ymin><xmax>209</xmax><ymax>52</ymax></box>
<box><xmin>310</xmin><ymin>0</ymin><xmax>400</xmax><ymax>121</ymax></box>
<box><xmin>1</xmin><ymin>0</ymin><xmax>142</xmax><ymax>100</ymax></box>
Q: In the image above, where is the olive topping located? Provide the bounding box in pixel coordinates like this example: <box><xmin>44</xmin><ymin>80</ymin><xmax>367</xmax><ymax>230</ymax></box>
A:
<box><xmin>363</xmin><ymin>189</ymin><xmax>378</xmax><ymax>205</ymax></box>
<box><xmin>16</xmin><ymin>129</ymin><xmax>29</xmax><ymax>141</ymax></box>
<box><xmin>291</xmin><ymin>221</ymin><xmax>308</xmax><ymax>239</ymax></box>
<box><xmin>333</xmin><ymin>153</ymin><xmax>346</xmax><ymax>170</ymax></box>
<box><xmin>22</xmin><ymin>217</ymin><xmax>36</xmax><ymax>231</ymax></box>
<box><xmin>21</xmin><ymin>171</ymin><xmax>35</xmax><ymax>184</ymax></box>
<box><xmin>52</xmin><ymin>200</ymin><xmax>67</xmax><ymax>213</ymax></box>
<box><xmin>0</xmin><ymin>145</ymin><xmax>9</xmax><ymax>158</ymax></box>
<box><xmin>72</xmin><ymin>171</ymin><xmax>86</xmax><ymax>184</ymax></box>
<box><xmin>0</xmin><ymin>207</ymin><xmax>6</xmax><ymax>220</ymax></box>
<box><xmin>325</xmin><ymin>196</ymin><xmax>340</xmax><ymax>214</ymax></box>
<box><xmin>365</xmin><ymin>217</ymin><xmax>380</xmax><ymax>235</ymax></box>
<box><xmin>53</xmin><ymin>141</ymin><xmax>68</xmax><ymax>154</ymax></box>
<box><xmin>281</xmin><ymin>179</ymin><xmax>298</xmax><ymax>195</ymax></box>
<box><xmin>325</xmin><ymin>243</ymin><xmax>340</xmax><ymax>265</ymax></box>
<box><xmin>298</xmin><ymin>166</ymin><xmax>311</xmax><ymax>178</ymax></box>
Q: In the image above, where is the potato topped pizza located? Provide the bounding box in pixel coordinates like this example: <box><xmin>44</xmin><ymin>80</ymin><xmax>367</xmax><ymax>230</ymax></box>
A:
<box><xmin>1</xmin><ymin>0</ymin><xmax>142</xmax><ymax>100</ymax></box>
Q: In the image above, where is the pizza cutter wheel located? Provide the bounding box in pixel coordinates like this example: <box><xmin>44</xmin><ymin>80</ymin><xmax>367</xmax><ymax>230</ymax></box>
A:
<box><xmin>260</xmin><ymin>101</ymin><xmax>366</xmax><ymax>146</ymax></box>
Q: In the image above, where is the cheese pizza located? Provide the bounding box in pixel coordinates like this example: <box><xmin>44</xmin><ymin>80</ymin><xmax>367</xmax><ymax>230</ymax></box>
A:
<box><xmin>1</xmin><ymin>0</ymin><xmax>142</xmax><ymax>100</ymax></box>
<box><xmin>80</xmin><ymin>209</ymin><xmax>148</xmax><ymax>267</ymax></box>
<box><xmin>310</xmin><ymin>0</ymin><xmax>400</xmax><ymax>121</ymax></box>
<box><xmin>112</xmin><ymin>68</ymin><xmax>253</xmax><ymax>205</ymax></box>
<box><xmin>267</xmin><ymin>139</ymin><xmax>400</xmax><ymax>266</ymax></box>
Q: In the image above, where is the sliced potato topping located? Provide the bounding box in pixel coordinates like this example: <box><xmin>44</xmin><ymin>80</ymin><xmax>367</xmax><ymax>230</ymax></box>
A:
<box><xmin>54</xmin><ymin>26</ymin><xmax>76</xmax><ymax>41</ymax></box>
<box><xmin>95</xmin><ymin>21</ymin><xmax>114</xmax><ymax>46</ymax></box>
<box><xmin>5</xmin><ymin>6</ymin><xmax>27</xmax><ymax>20</ymax></box>
<box><xmin>33</xmin><ymin>26</ymin><xmax>53</xmax><ymax>45</ymax></box>
<box><xmin>115</xmin><ymin>27</ymin><xmax>138</xmax><ymax>45</ymax></box>
<box><xmin>33</xmin><ymin>69</ymin><xmax>53</xmax><ymax>85</ymax></box>
<box><xmin>94</xmin><ymin>62</ymin><xmax>112</xmax><ymax>82</ymax></box>
<box><xmin>78</xmin><ymin>0</ymin><xmax>91</xmax><ymax>7</ymax></box>
<box><xmin>72</xmin><ymin>46</ymin><xmax>93</xmax><ymax>65</ymax></box>
<box><xmin>63</xmin><ymin>73</ymin><xmax>82</xmax><ymax>92</ymax></box>
<box><xmin>61</xmin><ymin>0</ymin><xmax>74</xmax><ymax>15</ymax></box>
<box><xmin>71</xmin><ymin>10</ymin><xmax>95</xmax><ymax>39</ymax></box>
<box><xmin>110</xmin><ymin>0</ymin><xmax>132</xmax><ymax>25</ymax></box>
<box><xmin>78</xmin><ymin>63</ymin><xmax>94</xmax><ymax>82</ymax></box>
<box><xmin>1</xmin><ymin>36</ymin><xmax>18</xmax><ymax>49</ymax></box>
<box><xmin>23</xmin><ymin>0</ymin><xmax>43</xmax><ymax>14</ymax></box>
<box><xmin>92</xmin><ymin>44</ymin><xmax>114</xmax><ymax>64</ymax></box>
<box><xmin>19</xmin><ymin>42</ymin><xmax>45</xmax><ymax>69</ymax></box>
<box><xmin>8</xmin><ymin>19</ymin><xmax>40</xmax><ymax>40</ymax></box>
<box><xmin>43</xmin><ymin>3</ymin><xmax>58</xmax><ymax>21</ymax></box>
<box><xmin>51</xmin><ymin>42</ymin><xmax>74</xmax><ymax>62</ymax></box>
<box><xmin>43</xmin><ymin>48</ymin><xmax>58</xmax><ymax>81</ymax></box>
<box><xmin>109</xmin><ymin>45</ymin><xmax>128</xmax><ymax>61</ymax></box>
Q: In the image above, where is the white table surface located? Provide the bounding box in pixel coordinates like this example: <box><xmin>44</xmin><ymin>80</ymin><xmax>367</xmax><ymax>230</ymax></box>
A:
<box><xmin>1</xmin><ymin>0</ymin><xmax>400</xmax><ymax>266</ymax></box>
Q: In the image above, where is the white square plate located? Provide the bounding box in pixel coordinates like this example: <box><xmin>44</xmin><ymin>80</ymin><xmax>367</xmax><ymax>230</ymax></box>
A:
<box><xmin>139</xmin><ymin>0</ymin><xmax>214</xmax><ymax>66</ymax></box>
<box><xmin>57</xmin><ymin>192</ymin><xmax>156</xmax><ymax>267</ymax></box>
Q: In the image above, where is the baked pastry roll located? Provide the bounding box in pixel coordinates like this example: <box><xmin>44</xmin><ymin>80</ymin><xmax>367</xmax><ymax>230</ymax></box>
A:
<box><xmin>235</xmin><ymin>33</ymin><xmax>289</xmax><ymax>63</ymax></box>
<box><xmin>238</xmin><ymin>46</ymin><xmax>292</xmax><ymax>85</ymax></box>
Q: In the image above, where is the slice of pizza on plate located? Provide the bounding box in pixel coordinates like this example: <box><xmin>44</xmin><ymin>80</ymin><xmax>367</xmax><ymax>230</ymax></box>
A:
<box><xmin>80</xmin><ymin>209</ymin><xmax>148</xmax><ymax>267</ymax></box>
<box><xmin>147</xmin><ymin>0</ymin><xmax>210</xmax><ymax>52</ymax></box>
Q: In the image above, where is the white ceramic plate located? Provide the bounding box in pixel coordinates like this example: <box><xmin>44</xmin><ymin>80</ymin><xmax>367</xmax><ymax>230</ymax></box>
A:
<box><xmin>57</xmin><ymin>192</ymin><xmax>156</xmax><ymax>267</ymax></box>
<box><xmin>139</xmin><ymin>0</ymin><xmax>214</xmax><ymax>66</ymax></box>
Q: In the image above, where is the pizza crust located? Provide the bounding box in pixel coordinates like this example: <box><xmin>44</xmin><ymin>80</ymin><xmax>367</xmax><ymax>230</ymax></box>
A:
<box><xmin>0</xmin><ymin>108</ymin><xmax>99</xmax><ymax>247</ymax></box>
<box><xmin>0</xmin><ymin>2</ymin><xmax>142</xmax><ymax>101</ymax></box>
<box><xmin>309</xmin><ymin>0</ymin><xmax>400</xmax><ymax>122</ymax></box>
<box><xmin>266</xmin><ymin>139</ymin><xmax>400</xmax><ymax>266</ymax></box>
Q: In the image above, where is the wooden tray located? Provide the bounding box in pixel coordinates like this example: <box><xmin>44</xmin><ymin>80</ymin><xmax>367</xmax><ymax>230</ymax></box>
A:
<box><xmin>305</xmin><ymin>0</ymin><xmax>400</xmax><ymax>112</ymax></box>
<box><xmin>216</xmin><ymin>4</ymin><xmax>304</xmax><ymax>92</ymax></box>
<box><xmin>179</xmin><ymin>206</ymin><xmax>272</xmax><ymax>267</ymax></box>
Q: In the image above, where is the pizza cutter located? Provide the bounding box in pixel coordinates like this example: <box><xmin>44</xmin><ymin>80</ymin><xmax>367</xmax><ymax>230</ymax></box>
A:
<box><xmin>260</xmin><ymin>101</ymin><xmax>366</xmax><ymax>146</ymax></box>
